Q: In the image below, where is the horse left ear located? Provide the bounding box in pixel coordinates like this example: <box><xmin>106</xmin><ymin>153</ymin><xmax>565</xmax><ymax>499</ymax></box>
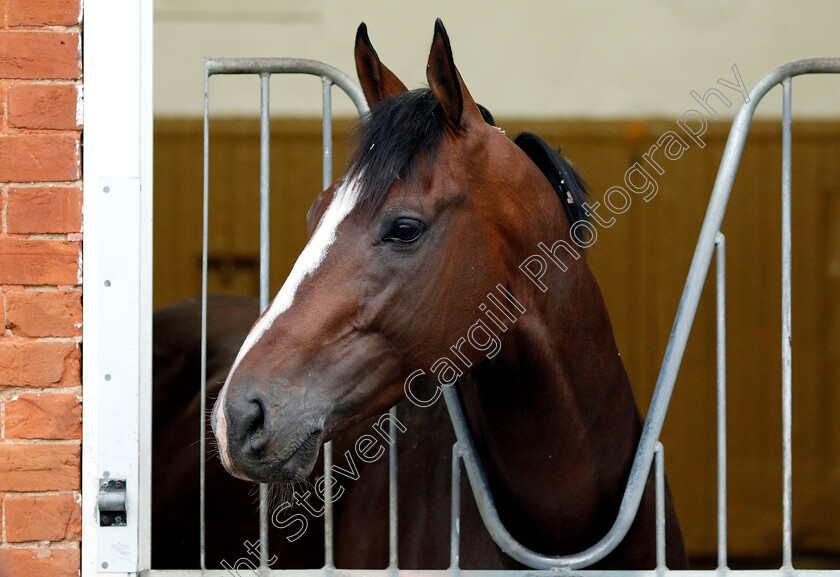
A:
<box><xmin>355</xmin><ymin>22</ymin><xmax>408</xmax><ymax>107</ymax></box>
<box><xmin>426</xmin><ymin>18</ymin><xmax>482</xmax><ymax>130</ymax></box>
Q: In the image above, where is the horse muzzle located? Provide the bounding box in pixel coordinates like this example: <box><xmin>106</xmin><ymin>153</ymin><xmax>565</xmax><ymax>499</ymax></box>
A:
<box><xmin>211</xmin><ymin>385</ymin><xmax>324</xmax><ymax>483</ymax></box>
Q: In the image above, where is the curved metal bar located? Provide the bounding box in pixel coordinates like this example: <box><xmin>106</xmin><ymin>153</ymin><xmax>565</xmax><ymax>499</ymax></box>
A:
<box><xmin>443</xmin><ymin>58</ymin><xmax>840</xmax><ymax>570</ymax></box>
<box><xmin>205</xmin><ymin>57</ymin><xmax>369</xmax><ymax>115</ymax></box>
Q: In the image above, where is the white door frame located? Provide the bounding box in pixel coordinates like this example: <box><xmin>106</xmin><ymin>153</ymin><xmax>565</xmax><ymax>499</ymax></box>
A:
<box><xmin>81</xmin><ymin>0</ymin><xmax>153</xmax><ymax>574</ymax></box>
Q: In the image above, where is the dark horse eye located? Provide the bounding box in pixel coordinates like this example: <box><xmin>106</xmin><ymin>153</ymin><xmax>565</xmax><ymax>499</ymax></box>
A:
<box><xmin>384</xmin><ymin>218</ymin><xmax>424</xmax><ymax>244</ymax></box>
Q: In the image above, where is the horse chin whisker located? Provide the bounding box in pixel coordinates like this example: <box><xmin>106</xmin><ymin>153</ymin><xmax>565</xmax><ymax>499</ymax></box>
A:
<box><xmin>248</xmin><ymin>476</ymin><xmax>314</xmax><ymax>511</ymax></box>
<box><xmin>267</xmin><ymin>482</ymin><xmax>288</xmax><ymax>510</ymax></box>
<box><xmin>251</xmin><ymin>480</ymin><xmax>288</xmax><ymax>510</ymax></box>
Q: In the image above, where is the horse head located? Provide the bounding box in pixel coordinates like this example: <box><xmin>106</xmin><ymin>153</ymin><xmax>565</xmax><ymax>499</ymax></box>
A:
<box><xmin>211</xmin><ymin>19</ymin><xmax>584</xmax><ymax>485</ymax></box>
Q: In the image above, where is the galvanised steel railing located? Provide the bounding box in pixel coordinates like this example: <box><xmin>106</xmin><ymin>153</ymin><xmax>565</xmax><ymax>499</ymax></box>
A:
<box><xmin>440</xmin><ymin>58</ymin><xmax>840</xmax><ymax>571</ymax></box>
<box><xmin>198</xmin><ymin>58</ymin><xmax>371</xmax><ymax>573</ymax></box>
<box><xmin>145</xmin><ymin>57</ymin><xmax>840</xmax><ymax>576</ymax></box>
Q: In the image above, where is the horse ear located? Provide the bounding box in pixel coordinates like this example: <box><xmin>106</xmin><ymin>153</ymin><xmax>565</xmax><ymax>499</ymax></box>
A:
<box><xmin>426</xmin><ymin>18</ymin><xmax>482</xmax><ymax>130</ymax></box>
<box><xmin>355</xmin><ymin>22</ymin><xmax>408</xmax><ymax>107</ymax></box>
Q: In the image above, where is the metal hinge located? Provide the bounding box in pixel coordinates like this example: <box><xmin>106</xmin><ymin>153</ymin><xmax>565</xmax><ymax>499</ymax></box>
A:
<box><xmin>98</xmin><ymin>478</ymin><xmax>127</xmax><ymax>527</ymax></box>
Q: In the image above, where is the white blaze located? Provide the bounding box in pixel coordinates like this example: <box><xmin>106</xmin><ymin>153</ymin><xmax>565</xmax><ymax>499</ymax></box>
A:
<box><xmin>214</xmin><ymin>175</ymin><xmax>362</xmax><ymax>455</ymax></box>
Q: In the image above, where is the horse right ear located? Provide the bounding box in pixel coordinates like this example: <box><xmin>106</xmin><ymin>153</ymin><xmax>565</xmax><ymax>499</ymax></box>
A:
<box><xmin>355</xmin><ymin>23</ymin><xmax>408</xmax><ymax>107</ymax></box>
<box><xmin>426</xmin><ymin>18</ymin><xmax>482</xmax><ymax>131</ymax></box>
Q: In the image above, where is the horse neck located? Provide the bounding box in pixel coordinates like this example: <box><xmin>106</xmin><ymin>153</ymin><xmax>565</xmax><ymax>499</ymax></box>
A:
<box><xmin>457</xmin><ymin>254</ymin><xmax>642</xmax><ymax>551</ymax></box>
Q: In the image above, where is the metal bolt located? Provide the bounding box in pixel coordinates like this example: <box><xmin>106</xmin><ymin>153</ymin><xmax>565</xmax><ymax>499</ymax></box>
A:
<box><xmin>102</xmin><ymin>515</ymin><xmax>110</xmax><ymax>524</ymax></box>
<box><xmin>102</xmin><ymin>562</ymin><xmax>109</xmax><ymax>569</ymax></box>
<box><xmin>104</xmin><ymin>280</ymin><xmax>111</xmax><ymax>287</ymax></box>
<box><xmin>115</xmin><ymin>516</ymin><xmax>122</xmax><ymax>523</ymax></box>
<box><xmin>114</xmin><ymin>481</ymin><xmax>122</xmax><ymax>489</ymax></box>
<box><xmin>103</xmin><ymin>186</ymin><xmax>110</xmax><ymax>193</ymax></box>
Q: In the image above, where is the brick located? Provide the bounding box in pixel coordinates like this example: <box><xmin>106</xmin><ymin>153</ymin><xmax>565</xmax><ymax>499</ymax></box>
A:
<box><xmin>5</xmin><ymin>494</ymin><xmax>80</xmax><ymax>542</ymax></box>
<box><xmin>5</xmin><ymin>290</ymin><xmax>81</xmax><ymax>337</ymax></box>
<box><xmin>0</xmin><ymin>240</ymin><xmax>80</xmax><ymax>285</ymax></box>
<box><xmin>8</xmin><ymin>83</ymin><xmax>80</xmax><ymax>130</ymax></box>
<box><xmin>0</xmin><ymin>341</ymin><xmax>78</xmax><ymax>387</ymax></box>
<box><xmin>6</xmin><ymin>186</ymin><xmax>82</xmax><ymax>234</ymax></box>
<box><xmin>0</xmin><ymin>134</ymin><xmax>80</xmax><ymax>182</ymax></box>
<box><xmin>0</xmin><ymin>443</ymin><xmax>80</xmax><ymax>490</ymax></box>
<box><xmin>0</xmin><ymin>81</ymin><xmax>7</xmax><ymax>124</ymax></box>
<box><xmin>5</xmin><ymin>393</ymin><xmax>81</xmax><ymax>439</ymax></box>
<box><xmin>0</xmin><ymin>31</ymin><xmax>80</xmax><ymax>79</ymax></box>
<box><xmin>8</xmin><ymin>0</ymin><xmax>82</xmax><ymax>26</ymax></box>
<box><xmin>0</xmin><ymin>547</ymin><xmax>79</xmax><ymax>577</ymax></box>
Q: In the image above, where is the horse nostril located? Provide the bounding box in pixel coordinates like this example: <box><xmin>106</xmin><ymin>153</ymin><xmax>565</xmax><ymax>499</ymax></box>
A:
<box><xmin>246</xmin><ymin>398</ymin><xmax>269</xmax><ymax>454</ymax></box>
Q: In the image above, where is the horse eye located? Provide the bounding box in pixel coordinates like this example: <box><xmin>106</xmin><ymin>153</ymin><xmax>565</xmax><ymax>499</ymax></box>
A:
<box><xmin>385</xmin><ymin>218</ymin><xmax>424</xmax><ymax>244</ymax></box>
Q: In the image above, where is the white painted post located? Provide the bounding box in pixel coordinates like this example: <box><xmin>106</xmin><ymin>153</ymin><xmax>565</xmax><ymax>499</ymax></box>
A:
<box><xmin>81</xmin><ymin>0</ymin><xmax>153</xmax><ymax>575</ymax></box>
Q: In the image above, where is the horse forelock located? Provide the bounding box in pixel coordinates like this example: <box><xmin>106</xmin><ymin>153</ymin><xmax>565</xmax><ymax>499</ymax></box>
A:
<box><xmin>346</xmin><ymin>88</ymin><xmax>498</xmax><ymax>217</ymax></box>
<box><xmin>346</xmin><ymin>92</ymin><xmax>588</xmax><ymax>237</ymax></box>
<box><xmin>346</xmin><ymin>89</ymin><xmax>447</xmax><ymax>216</ymax></box>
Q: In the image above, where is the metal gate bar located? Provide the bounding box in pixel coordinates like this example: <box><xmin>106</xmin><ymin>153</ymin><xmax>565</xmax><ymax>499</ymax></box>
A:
<box><xmin>147</xmin><ymin>569</ymin><xmax>840</xmax><ymax>576</ymax></box>
<box><xmin>451</xmin><ymin>444</ymin><xmax>462</xmax><ymax>570</ymax></box>
<box><xmin>780</xmin><ymin>77</ymin><xmax>794</xmax><ymax>571</ymax></box>
<box><xmin>440</xmin><ymin>57</ymin><xmax>840</xmax><ymax>570</ymax></box>
<box><xmin>716</xmin><ymin>232</ymin><xmax>727</xmax><ymax>571</ymax></box>
<box><xmin>655</xmin><ymin>443</ymin><xmax>666</xmax><ymax>571</ymax></box>
<box><xmin>200</xmin><ymin>58</ymin><xmax>369</xmax><ymax>572</ymax></box>
<box><xmin>162</xmin><ymin>57</ymin><xmax>840</xmax><ymax>577</ymax></box>
<box><xmin>258</xmin><ymin>70</ymin><xmax>271</xmax><ymax>570</ymax></box>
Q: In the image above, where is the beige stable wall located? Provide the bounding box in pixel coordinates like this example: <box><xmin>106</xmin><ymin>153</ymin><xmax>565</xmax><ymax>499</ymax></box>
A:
<box><xmin>155</xmin><ymin>1</ymin><xmax>840</xmax><ymax>119</ymax></box>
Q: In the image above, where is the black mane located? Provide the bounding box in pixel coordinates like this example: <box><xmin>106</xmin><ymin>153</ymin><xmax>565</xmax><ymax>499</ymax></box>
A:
<box><xmin>513</xmin><ymin>132</ymin><xmax>590</xmax><ymax>226</ymax></box>
<box><xmin>345</xmin><ymin>89</ymin><xmax>588</xmax><ymax>227</ymax></box>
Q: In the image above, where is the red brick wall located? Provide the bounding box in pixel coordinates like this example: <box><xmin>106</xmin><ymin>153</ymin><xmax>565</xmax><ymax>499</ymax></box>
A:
<box><xmin>0</xmin><ymin>0</ymin><xmax>83</xmax><ymax>575</ymax></box>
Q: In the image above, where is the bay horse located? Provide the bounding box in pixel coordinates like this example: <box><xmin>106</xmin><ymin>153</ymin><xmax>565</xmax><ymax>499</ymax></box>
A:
<box><xmin>153</xmin><ymin>296</ymin><xmax>499</xmax><ymax>569</ymax></box>
<box><xmin>209</xmin><ymin>20</ymin><xmax>688</xmax><ymax>569</ymax></box>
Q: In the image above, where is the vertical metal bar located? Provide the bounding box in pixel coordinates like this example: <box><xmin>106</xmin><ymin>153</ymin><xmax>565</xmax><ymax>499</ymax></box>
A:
<box><xmin>258</xmin><ymin>71</ymin><xmax>271</xmax><ymax>570</ymax></box>
<box><xmin>321</xmin><ymin>76</ymin><xmax>335</xmax><ymax>571</ymax></box>
<box><xmin>259</xmin><ymin>72</ymin><xmax>271</xmax><ymax>311</ymax></box>
<box><xmin>781</xmin><ymin>76</ymin><xmax>794</xmax><ymax>570</ymax></box>
<box><xmin>389</xmin><ymin>405</ymin><xmax>399</xmax><ymax>571</ymax></box>
<box><xmin>322</xmin><ymin>77</ymin><xmax>333</xmax><ymax>189</ymax></box>
<box><xmin>256</xmin><ymin>328</ymin><xmax>271</xmax><ymax>559</ymax></box>
<box><xmin>715</xmin><ymin>232</ymin><xmax>728</xmax><ymax>570</ymax></box>
<box><xmin>655</xmin><ymin>442</ymin><xmax>666</xmax><ymax>571</ymax></box>
<box><xmin>199</xmin><ymin>64</ymin><xmax>210</xmax><ymax>571</ymax></box>
<box><xmin>450</xmin><ymin>444</ymin><xmax>462</xmax><ymax>571</ymax></box>
<box><xmin>323</xmin><ymin>441</ymin><xmax>334</xmax><ymax>570</ymax></box>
